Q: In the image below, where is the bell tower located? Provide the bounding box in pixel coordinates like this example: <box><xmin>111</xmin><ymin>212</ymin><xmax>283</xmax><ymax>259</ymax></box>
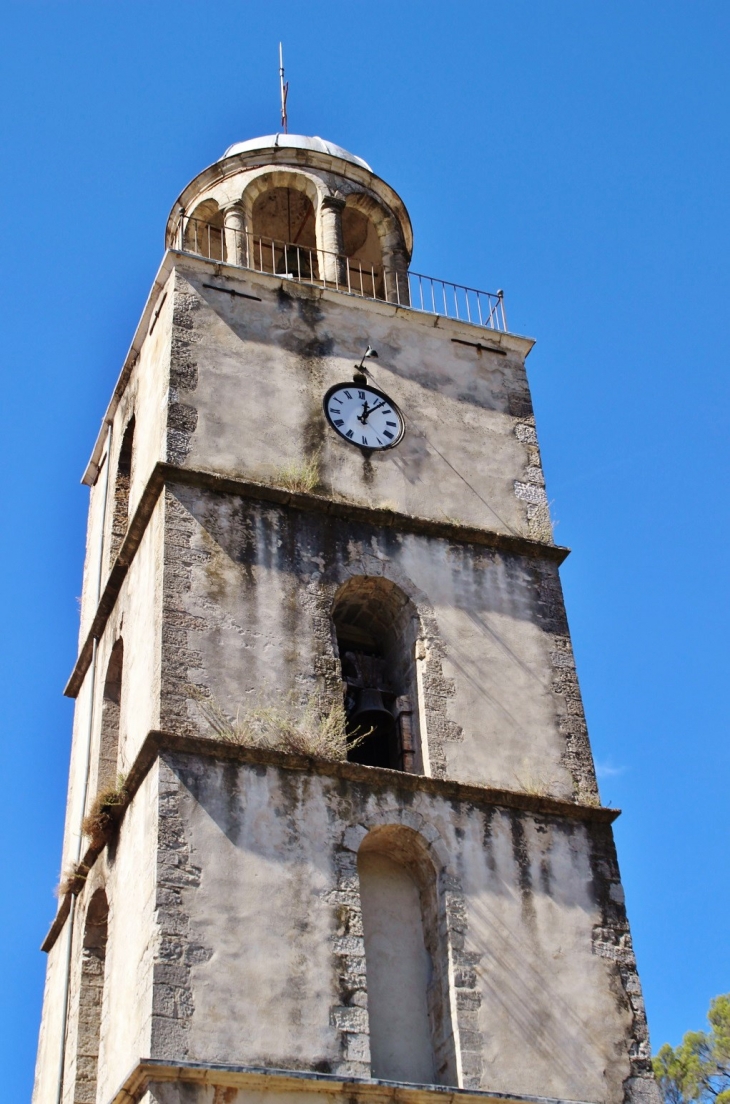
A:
<box><xmin>33</xmin><ymin>133</ymin><xmax>660</xmax><ymax>1104</ymax></box>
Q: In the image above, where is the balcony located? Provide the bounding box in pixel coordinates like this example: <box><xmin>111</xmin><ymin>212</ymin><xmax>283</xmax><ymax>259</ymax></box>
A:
<box><xmin>178</xmin><ymin>216</ymin><xmax>508</xmax><ymax>332</ymax></box>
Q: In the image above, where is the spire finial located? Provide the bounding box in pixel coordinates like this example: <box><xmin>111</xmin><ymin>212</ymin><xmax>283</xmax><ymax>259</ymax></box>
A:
<box><xmin>279</xmin><ymin>43</ymin><xmax>289</xmax><ymax>134</ymax></box>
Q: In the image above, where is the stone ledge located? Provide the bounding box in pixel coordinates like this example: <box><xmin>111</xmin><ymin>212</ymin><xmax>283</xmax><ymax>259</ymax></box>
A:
<box><xmin>140</xmin><ymin>730</ymin><xmax>618</xmax><ymax>824</ymax></box>
<box><xmin>165</xmin><ymin>463</ymin><xmax>569</xmax><ymax>562</ymax></box>
<box><xmin>111</xmin><ymin>1058</ymin><xmax>599</xmax><ymax>1104</ymax></box>
<box><xmin>41</xmin><ymin>728</ymin><xmax>619</xmax><ymax>954</ymax></box>
<box><xmin>65</xmin><ymin>461</ymin><xmax>569</xmax><ymax>699</ymax></box>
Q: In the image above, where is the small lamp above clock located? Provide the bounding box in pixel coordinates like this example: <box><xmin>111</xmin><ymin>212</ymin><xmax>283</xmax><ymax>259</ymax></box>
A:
<box><xmin>353</xmin><ymin>345</ymin><xmax>378</xmax><ymax>384</ymax></box>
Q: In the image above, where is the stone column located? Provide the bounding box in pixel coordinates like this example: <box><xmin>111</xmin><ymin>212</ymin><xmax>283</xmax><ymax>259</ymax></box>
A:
<box><xmin>223</xmin><ymin>202</ymin><xmax>248</xmax><ymax>268</ymax></box>
<box><xmin>381</xmin><ymin>217</ymin><xmax>410</xmax><ymax>306</ymax></box>
<box><xmin>318</xmin><ymin>196</ymin><xmax>347</xmax><ymax>286</ymax></box>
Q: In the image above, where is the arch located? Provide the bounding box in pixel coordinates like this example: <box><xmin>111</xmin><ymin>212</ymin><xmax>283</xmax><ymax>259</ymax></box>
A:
<box><xmin>183</xmin><ymin>198</ymin><xmax>224</xmax><ymax>261</ymax></box>
<box><xmin>98</xmin><ymin>638</ymin><xmax>123</xmax><ymax>793</ymax></box>
<box><xmin>242</xmin><ymin>167</ymin><xmax>322</xmax><ymax>213</ymax></box>
<box><xmin>357</xmin><ymin>825</ymin><xmax>457</xmax><ymax>1085</ymax></box>
<box><xmin>109</xmin><ymin>415</ymin><xmax>135</xmax><ymax>565</ymax></box>
<box><xmin>73</xmin><ymin>888</ymin><xmax>109</xmax><ymax>1104</ymax></box>
<box><xmin>332</xmin><ymin>577</ymin><xmax>422</xmax><ymax>772</ymax></box>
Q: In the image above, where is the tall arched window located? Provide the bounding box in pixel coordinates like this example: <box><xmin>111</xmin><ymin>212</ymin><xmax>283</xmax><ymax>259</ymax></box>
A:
<box><xmin>358</xmin><ymin>826</ymin><xmax>457</xmax><ymax>1085</ymax></box>
<box><xmin>98</xmin><ymin>639</ymin><xmax>123</xmax><ymax>793</ymax></box>
<box><xmin>332</xmin><ymin>577</ymin><xmax>422</xmax><ymax>772</ymax></box>
<box><xmin>73</xmin><ymin>888</ymin><xmax>108</xmax><ymax>1104</ymax></box>
<box><xmin>109</xmin><ymin>415</ymin><xmax>135</xmax><ymax>565</ymax></box>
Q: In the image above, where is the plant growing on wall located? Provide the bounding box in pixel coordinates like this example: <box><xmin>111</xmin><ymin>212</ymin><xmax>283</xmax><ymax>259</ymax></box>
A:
<box><xmin>274</xmin><ymin>449</ymin><xmax>321</xmax><ymax>494</ymax></box>
<box><xmin>81</xmin><ymin>775</ymin><xmax>129</xmax><ymax>850</ymax></box>
<box><xmin>190</xmin><ymin>687</ymin><xmax>367</xmax><ymax>761</ymax></box>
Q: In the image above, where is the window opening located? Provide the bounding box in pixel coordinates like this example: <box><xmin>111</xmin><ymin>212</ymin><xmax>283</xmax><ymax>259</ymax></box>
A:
<box><xmin>73</xmin><ymin>888</ymin><xmax>108</xmax><ymax>1104</ymax></box>
<box><xmin>332</xmin><ymin>578</ymin><xmax>421</xmax><ymax>772</ymax></box>
<box><xmin>98</xmin><ymin>639</ymin><xmax>123</xmax><ymax>793</ymax></box>
<box><xmin>108</xmin><ymin>416</ymin><xmax>135</xmax><ymax>566</ymax></box>
<box><xmin>342</xmin><ymin>202</ymin><xmax>384</xmax><ymax>299</ymax></box>
<box><xmin>357</xmin><ymin>827</ymin><xmax>457</xmax><ymax>1086</ymax></box>
<box><xmin>183</xmin><ymin>199</ymin><xmax>224</xmax><ymax>261</ymax></box>
<box><xmin>251</xmin><ymin>186</ymin><xmax>317</xmax><ymax>279</ymax></box>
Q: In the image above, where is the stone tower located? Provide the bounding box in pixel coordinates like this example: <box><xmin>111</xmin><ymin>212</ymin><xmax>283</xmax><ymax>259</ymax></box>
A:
<box><xmin>33</xmin><ymin>133</ymin><xmax>659</xmax><ymax>1104</ymax></box>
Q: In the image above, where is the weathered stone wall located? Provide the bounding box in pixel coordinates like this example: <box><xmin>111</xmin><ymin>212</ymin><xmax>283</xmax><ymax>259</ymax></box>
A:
<box><xmin>50</xmin><ymin>493</ymin><xmax>165</xmax><ymax>917</ymax></box>
<box><xmin>32</xmin><ymin>923</ymin><xmax>70</xmax><ymax>1104</ymax></box>
<box><xmin>160</xmin><ymin>484</ymin><xmax>596</xmax><ymax>803</ymax></box>
<box><xmin>151</xmin><ymin>750</ymin><xmax>650</xmax><ymax>1104</ymax></box>
<box><xmin>166</xmin><ymin>262</ymin><xmax>546</xmax><ymax>540</ymax></box>
<box><xmin>78</xmin><ymin>273</ymin><xmax>172</xmax><ymax>644</ymax></box>
<box><xmin>44</xmin><ymin>765</ymin><xmax>160</xmax><ymax>1104</ymax></box>
<box><xmin>94</xmin><ymin>763</ymin><xmax>159</xmax><ymax>1103</ymax></box>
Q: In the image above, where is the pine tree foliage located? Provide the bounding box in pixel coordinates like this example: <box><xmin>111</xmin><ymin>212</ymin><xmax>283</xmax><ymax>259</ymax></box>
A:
<box><xmin>654</xmin><ymin>995</ymin><xmax>730</xmax><ymax>1104</ymax></box>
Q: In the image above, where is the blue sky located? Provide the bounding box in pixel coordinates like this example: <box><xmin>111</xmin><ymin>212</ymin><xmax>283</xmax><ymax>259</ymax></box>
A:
<box><xmin>1</xmin><ymin>1</ymin><xmax>728</xmax><ymax>1097</ymax></box>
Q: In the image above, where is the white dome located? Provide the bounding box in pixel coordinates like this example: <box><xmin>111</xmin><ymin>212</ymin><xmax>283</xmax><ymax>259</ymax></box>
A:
<box><xmin>223</xmin><ymin>133</ymin><xmax>372</xmax><ymax>172</ymax></box>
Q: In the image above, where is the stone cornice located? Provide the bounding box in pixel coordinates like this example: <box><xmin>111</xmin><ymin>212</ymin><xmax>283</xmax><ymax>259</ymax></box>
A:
<box><xmin>65</xmin><ymin>461</ymin><xmax>569</xmax><ymax>699</ymax></box>
<box><xmin>111</xmin><ymin>1059</ymin><xmax>598</xmax><ymax>1104</ymax></box>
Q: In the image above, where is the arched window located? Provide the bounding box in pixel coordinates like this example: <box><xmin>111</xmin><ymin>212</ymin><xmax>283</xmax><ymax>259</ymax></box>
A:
<box><xmin>73</xmin><ymin>888</ymin><xmax>108</xmax><ymax>1104</ymax></box>
<box><xmin>98</xmin><ymin>639</ymin><xmax>123</xmax><ymax>793</ymax></box>
<box><xmin>332</xmin><ymin>577</ymin><xmax>422</xmax><ymax>772</ymax></box>
<box><xmin>251</xmin><ymin>185</ymin><xmax>317</xmax><ymax>278</ymax></box>
<box><xmin>358</xmin><ymin>827</ymin><xmax>457</xmax><ymax>1085</ymax></box>
<box><xmin>109</xmin><ymin>416</ymin><xmax>135</xmax><ymax>565</ymax></box>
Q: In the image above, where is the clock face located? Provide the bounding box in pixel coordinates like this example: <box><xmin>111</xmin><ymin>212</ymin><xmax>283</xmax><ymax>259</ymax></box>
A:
<box><xmin>323</xmin><ymin>383</ymin><xmax>405</xmax><ymax>451</ymax></box>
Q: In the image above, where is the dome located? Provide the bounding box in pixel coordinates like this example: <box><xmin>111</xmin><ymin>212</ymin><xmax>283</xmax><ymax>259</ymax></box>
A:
<box><xmin>223</xmin><ymin>133</ymin><xmax>372</xmax><ymax>172</ymax></box>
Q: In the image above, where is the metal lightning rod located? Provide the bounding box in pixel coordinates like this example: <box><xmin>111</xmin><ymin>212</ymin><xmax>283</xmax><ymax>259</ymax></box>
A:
<box><xmin>279</xmin><ymin>42</ymin><xmax>289</xmax><ymax>133</ymax></box>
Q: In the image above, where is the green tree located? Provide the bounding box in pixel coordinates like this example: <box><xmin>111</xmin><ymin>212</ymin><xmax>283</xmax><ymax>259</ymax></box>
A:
<box><xmin>654</xmin><ymin>994</ymin><xmax>730</xmax><ymax>1104</ymax></box>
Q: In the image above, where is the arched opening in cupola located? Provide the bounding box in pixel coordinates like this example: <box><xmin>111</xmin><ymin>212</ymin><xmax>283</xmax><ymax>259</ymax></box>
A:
<box><xmin>332</xmin><ymin>577</ymin><xmax>422</xmax><ymax>772</ymax></box>
<box><xmin>342</xmin><ymin>199</ymin><xmax>385</xmax><ymax>298</ymax></box>
<box><xmin>183</xmin><ymin>198</ymin><xmax>224</xmax><ymax>261</ymax></box>
<box><xmin>251</xmin><ymin>185</ymin><xmax>318</xmax><ymax>278</ymax></box>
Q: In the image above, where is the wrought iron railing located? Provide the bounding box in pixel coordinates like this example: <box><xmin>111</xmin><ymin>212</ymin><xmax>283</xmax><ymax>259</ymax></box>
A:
<box><xmin>178</xmin><ymin>216</ymin><xmax>508</xmax><ymax>332</ymax></box>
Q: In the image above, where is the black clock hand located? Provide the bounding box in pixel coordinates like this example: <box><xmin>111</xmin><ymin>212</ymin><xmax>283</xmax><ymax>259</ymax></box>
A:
<box><xmin>359</xmin><ymin>399</ymin><xmax>386</xmax><ymax>425</ymax></box>
<box><xmin>367</xmin><ymin>399</ymin><xmax>386</xmax><ymax>416</ymax></box>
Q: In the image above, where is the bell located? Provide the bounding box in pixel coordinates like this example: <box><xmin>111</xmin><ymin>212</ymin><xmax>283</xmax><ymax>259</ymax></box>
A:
<box><xmin>348</xmin><ymin>687</ymin><xmax>396</xmax><ymax>739</ymax></box>
<box><xmin>347</xmin><ymin>687</ymin><xmax>397</xmax><ymax>769</ymax></box>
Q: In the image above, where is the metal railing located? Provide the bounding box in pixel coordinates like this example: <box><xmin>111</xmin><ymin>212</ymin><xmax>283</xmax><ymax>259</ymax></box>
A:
<box><xmin>178</xmin><ymin>216</ymin><xmax>508</xmax><ymax>332</ymax></box>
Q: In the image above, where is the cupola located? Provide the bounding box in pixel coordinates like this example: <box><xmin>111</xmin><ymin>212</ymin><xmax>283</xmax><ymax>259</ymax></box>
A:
<box><xmin>165</xmin><ymin>133</ymin><xmax>413</xmax><ymax>298</ymax></box>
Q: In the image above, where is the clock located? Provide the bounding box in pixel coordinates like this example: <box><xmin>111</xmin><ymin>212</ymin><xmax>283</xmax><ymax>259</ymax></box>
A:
<box><xmin>323</xmin><ymin>383</ymin><xmax>405</xmax><ymax>450</ymax></box>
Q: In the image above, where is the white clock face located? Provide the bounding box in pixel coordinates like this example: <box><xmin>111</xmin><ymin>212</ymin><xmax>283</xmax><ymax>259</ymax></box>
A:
<box><xmin>323</xmin><ymin>383</ymin><xmax>405</xmax><ymax>450</ymax></box>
